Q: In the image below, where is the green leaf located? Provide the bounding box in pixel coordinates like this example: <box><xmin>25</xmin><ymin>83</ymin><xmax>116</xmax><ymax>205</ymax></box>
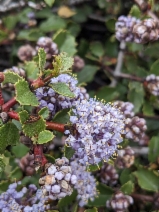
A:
<box><xmin>129</xmin><ymin>5</ymin><xmax>141</xmax><ymax>18</ymax></box>
<box><xmin>58</xmin><ymin>190</ymin><xmax>77</xmax><ymax>208</ymax></box>
<box><xmin>17</xmin><ymin>29</ymin><xmax>44</xmax><ymax>41</ymax></box>
<box><xmin>0</xmin><ymin>180</ymin><xmax>10</xmax><ymax>193</ymax></box>
<box><xmin>44</xmin><ymin>0</ymin><xmax>55</xmax><ymax>7</ymax></box>
<box><xmin>90</xmin><ymin>42</ymin><xmax>105</xmax><ymax>58</ymax></box>
<box><xmin>88</xmin><ymin>183</ymin><xmax>113</xmax><ymax>207</ymax></box>
<box><xmin>106</xmin><ymin>18</ymin><xmax>115</xmax><ymax>32</ymax></box>
<box><xmin>23</xmin><ymin>61</ymin><xmax>39</xmax><ymax>80</ymax></box>
<box><xmin>19</xmin><ymin>110</ymin><xmax>46</xmax><ymax>137</ymax></box>
<box><xmin>128</xmin><ymin>82</ymin><xmax>144</xmax><ymax>113</ymax></box>
<box><xmin>120</xmin><ymin>168</ymin><xmax>132</xmax><ymax>185</ymax></box>
<box><xmin>15</xmin><ymin>79</ymin><xmax>39</xmax><ymax>106</ymax></box>
<box><xmin>50</xmin><ymin>82</ymin><xmax>75</xmax><ymax>98</ymax></box>
<box><xmin>53</xmin><ymin>109</ymin><xmax>69</xmax><ymax>123</ymax></box>
<box><xmin>44</xmin><ymin>154</ymin><xmax>55</xmax><ymax>163</ymax></box>
<box><xmin>9</xmin><ymin>167</ymin><xmax>23</xmax><ymax>181</ymax></box>
<box><xmin>64</xmin><ymin>146</ymin><xmax>75</xmax><ymax>159</ymax></box>
<box><xmin>12</xmin><ymin>143</ymin><xmax>29</xmax><ymax>158</ymax></box>
<box><xmin>142</xmin><ymin>100</ymin><xmax>154</xmax><ymax>116</ymax></box>
<box><xmin>150</xmin><ymin>59</ymin><xmax>159</xmax><ymax>75</ymax></box>
<box><xmin>53</xmin><ymin>52</ymin><xmax>74</xmax><ymax>74</ymax></box>
<box><xmin>0</xmin><ymin>30</ymin><xmax>8</xmax><ymax>42</ymax></box>
<box><xmin>53</xmin><ymin>30</ymin><xmax>77</xmax><ymax>56</ymax></box>
<box><xmin>77</xmin><ymin>65</ymin><xmax>99</xmax><ymax>83</ymax></box>
<box><xmin>40</xmin><ymin>15</ymin><xmax>66</xmax><ymax>32</ymax></box>
<box><xmin>148</xmin><ymin>136</ymin><xmax>159</xmax><ymax>162</ymax></box>
<box><xmin>38</xmin><ymin>130</ymin><xmax>54</xmax><ymax>144</ymax></box>
<box><xmin>88</xmin><ymin>162</ymin><xmax>102</xmax><ymax>172</ymax></box>
<box><xmin>84</xmin><ymin>208</ymin><xmax>98</xmax><ymax>212</ymax></box>
<box><xmin>38</xmin><ymin>48</ymin><xmax>46</xmax><ymax>73</ymax></box>
<box><xmin>0</xmin><ymin>123</ymin><xmax>20</xmax><ymax>154</ymax></box>
<box><xmin>96</xmin><ymin>86</ymin><xmax>119</xmax><ymax>102</ymax></box>
<box><xmin>39</xmin><ymin>107</ymin><xmax>50</xmax><ymax>119</ymax></box>
<box><xmin>3</xmin><ymin>71</ymin><xmax>23</xmax><ymax>84</ymax></box>
<box><xmin>3</xmin><ymin>15</ymin><xmax>18</xmax><ymax>30</ymax></box>
<box><xmin>121</xmin><ymin>181</ymin><xmax>134</xmax><ymax>195</ymax></box>
<box><xmin>133</xmin><ymin>169</ymin><xmax>159</xmax><ymax>192</ymax></box>
<box><xmin>0</xmin><ymin>158</ymin><xmax>5</xmax><ymax>173</ymax></box>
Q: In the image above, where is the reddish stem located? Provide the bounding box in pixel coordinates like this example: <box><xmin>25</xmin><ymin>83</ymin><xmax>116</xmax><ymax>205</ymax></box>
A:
<box><xmin>2</xmin><ymin>97</ymin><xmax>17</xmax><ymax>112</ymax></box>
<box><xmin>7</xmin><ymin>110</ymin><xmax>65</xmax><ymax>133</ymax></box>
<box><xmin>0</xmin><ymin>72</ymin><xmax>5</xmax><ymax>83</ymax></box>
<box><xmin>8</xmin><ymin>111</ymin><xmax>19</xmax><ymax>120</ymax></box>
<box><xmin>46</xmin><ymin>121</ymin><xmax>65</xmax><ymax>133</ymax></box>
<box><xmin>0</xmin><ymin>89</ymin><xmax>4</xmax><ymax>106</ymax></box>
<box><xmin>33</xmin><ymin>144</ymin><xmax>48</xmax><ymax>167</ymax></box>
<box><xmin>31</xmin><ymin>74</ymin><xmax>55</xmax><ymax>90</ymax></box>
<box><xmin>131</xmin><ymin>193</ymin><xmax>153</xmax><ymax>202</ymax></box>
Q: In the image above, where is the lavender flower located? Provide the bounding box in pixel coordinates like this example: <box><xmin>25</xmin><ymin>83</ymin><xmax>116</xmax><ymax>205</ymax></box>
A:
<box><xmin>71</xmin><ymin>160</ymin><xmax>97</xmax><ymax>207</ymax></box>
<box><xmin>65</xmin><ymin>98</ymin><xmax>125</xmax><ymax>165</ymax></box>
<box><xmin>35</xmin><ymin>74</ymin><xmax>89</xmax><ymax>115</ymax></box>
<box><xmin>145</xmin><ymin>74</ymin><xmax>159</xmax><ymax>96</ymax></box>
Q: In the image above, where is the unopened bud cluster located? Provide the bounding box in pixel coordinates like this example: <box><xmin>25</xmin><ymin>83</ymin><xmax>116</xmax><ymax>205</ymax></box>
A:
<box><xmin>115</xmin><ymin>146</ymin><xmax>135</xmax><ymax>169</ymax></box>
<box><xmin>116</xmin><ymin>16</ymin><xmax>159</xmax><ymax>44</ymax></box>
<box><xmin>100</xmin><ymin>163</ymin><xmax>118</xmax><ymax>186</ymax></box>
<box><xmin>71</xmin><ymin>160</ymin><xmax>98</xmax><ymax>207</ymax></box>
<box><xmin>114</xmin><ymin>101</ymin><xmax>148</xmax><ymax>144</ymax></box>
<box><xmin>145</xmin><ymin>74</ymin><xmax>159</xmax><ymax>96</ymax></box>
<box><xmin>73</xmin><ymin>56</ymin><xmax>85</xmax><ymax>72</ymax></box>
<box><xmin>18</xmin><ymin>153</ymin><xmax>35</xmax><ymax>176</ymax></box>
<box><xmin>125</xmin><ymin>116</ymin><xmax>147</xmax><ymax>144</ymax></box>
<box><xmin>39</xmin><ymin>157</ymin><xmax>77</xmax><ymax>200</ymax></box>
<box><xmin>106</xmin><ymin>191</ymin><xmax>133</xmax><ymax>212</ymax></box>
<box><xmin>17</xmin><ymin>36</ymin><xmax>58</xmax><ymax>62</ymax></box>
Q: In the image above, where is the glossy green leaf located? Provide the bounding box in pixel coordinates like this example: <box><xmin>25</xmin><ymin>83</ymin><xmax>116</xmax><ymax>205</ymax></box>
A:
<box><xmin>133</xmin><ymin>169</ymin><xmax>159</xmax><ymax>192</ymax></box>
<box><xmin>52</xmin><ymin>109</ymin><xmax>69</xmax><ymax>123</ymax></box>
<box><xmin>0</xmin><ymin>158</ymin><xmax>5</xmax><ymax>173</ymax></box>
<box><xmin>121</xmin><ymin>181</ymin><xmax>134</xmax><ymax>195</ymax></box>
<box><xmin>39</xmin><ymin>107</ymin><xmax>50</xmax><ymax>119</ymax></box>
<box><xmin>15</xmin><ymin>79</ymin><xmax>39</xmax><ymax>106</ymax></box>
<box><xmin>0</xmin><ymin>123</ymin><xmax>19</xmax><ymax>154</ymax></box>
<box><xmin>96</xmin><ymin>86</ymin><xmax>119</xmax><ymax>102</ymax></box>
<box><xmin>129</xmin><ymin>5</ymin><xmax>141</xmax><ymax>18</ymax></box>
<box><xmin>50</xmin><ymin>82</ymin><xmax>75</xmax><ymax>98</ymax></box>
<box><xmin>23</xmin><ymin>61</ymin><xmax>39</xmax><ymax>80</ymax></box>
<box><xmin>17</xmin><ymin>29</ymin><xmax>44</xmax><ymax>41</ymax></box>
<box><xmin>148</xmin><ymin>136</ymin><xmax>159</xmax><ymax>162</ymax></box>
<box><xmin>12</xmin><ymin>143</ymin><xmax>29</xmax><ymax>158</ymax></box>
<box><xmin>77</xmin><ymin>65</ymin><xmax>99</xmax><ymax>83</ymax></box>
<box><xmin>44</xmin><ymin>0</ymin><xmax>55</xmax><ymax>7</ymax></box>
<box><xmin>3</xmin><ymin>71</ymin><xmax>23</xmax><ymax>84</ymax></box>
<box><xmin>37</xmin><ymin>130</ymin><xmax>54</xmax><ymax>144</ymax></box>
<box><xmin>106</xmin><ymin>18</ymin><xmax>115</xmax><ymax>32</ymax></box>
<box><xmin>90</xmin><ymin>41</ymin><xmax>105</xmax><ymax>58</ymax></box>
<box><xmin>53</xmin><ymin>30</ymin><xmax>77</xmax><ymax>56</ymax></box>
<box><xmin>19</xmin><ymin>110</ymin><xmax>46</xmax><ymax>137</ymax></box>
<box><xmin>40</xmin><ymin>15</ymin><xmax>66</xmax><ymax>32</ymax></box>
<box><xmin>53</xmin><ymin>52</ymin><xmax>74</xmax><ymax>74</ymax></box>
<box><xmin>150</xmin><ymin>59</ymin><xmax>159</xmax><ymax>75</ymax></box>
<box><xmin>38</xmin><ymin>48</ymin><xmax>46</xmax><ymax>73</ymax></box>
<box><xmin>64</xmin><ymin>146</ymin><xmax>75</xmax><ymax>159</ymax></box>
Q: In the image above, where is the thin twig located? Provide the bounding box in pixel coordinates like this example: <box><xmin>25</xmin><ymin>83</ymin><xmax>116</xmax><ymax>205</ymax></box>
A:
<box><xmin>110</xmin><ymin>41</ymin><xmax>126</xmax><ymax>87</ymax></box>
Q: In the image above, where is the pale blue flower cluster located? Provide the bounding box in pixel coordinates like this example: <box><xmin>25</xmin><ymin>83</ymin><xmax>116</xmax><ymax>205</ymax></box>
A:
<box><xmin>35</xmin><ymin>74</ymin><xmax>88</xmax><ymax>115</ymax></box>
<box><xmin>0</xmin><ymin>182</ymin><xmax>50</xmax><ymax>212</ymax></box>
<box><xmin>71</xmin><ymin>160</ymin><xmax>97</xmax><ymax>207</ymax></box>
<box><xmin>65</xmin><ymin>98</ymin><xmax>125</xmax><ymax>165</ymax></box>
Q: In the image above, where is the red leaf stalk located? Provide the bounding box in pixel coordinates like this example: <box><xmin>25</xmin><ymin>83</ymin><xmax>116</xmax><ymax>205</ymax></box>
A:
<box><xmin>33</xmin><ymin>144</ymin><xmax>48</xmax><ymax>168</ymax></box>
<box><xmin>8</xmin><ymin>111</ymin><xmax>19</xmax><ymax>120</ymax></box>
<box><xmin>46</xmin><ymin>121</ymin><xmax>65</xmax><ymax>133</ymax></box>
<box><xmin>0</xmin><ymin>89</ymin><xmax>4</xmax><ymax>106</ymax></box>
<box><xmin>2</xmin><ymin>97</ymin><xmax>17</xmax><ymax>112</ymax></box>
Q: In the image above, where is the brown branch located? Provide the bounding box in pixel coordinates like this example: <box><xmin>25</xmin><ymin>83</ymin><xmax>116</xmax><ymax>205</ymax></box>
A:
<box><xmin>103</xmin><ymin>66</ymin><xmax>144</xmax><ymax>83</ymax></box>
<box><xmin>131</xmin><ymin>193</ymin><xmax>153</xmax><ymax>202</ymax></box>
<box><xmin>137</xmin><ymin>113</ymin><xmax>159</xmax><ymax>120</ymax></box>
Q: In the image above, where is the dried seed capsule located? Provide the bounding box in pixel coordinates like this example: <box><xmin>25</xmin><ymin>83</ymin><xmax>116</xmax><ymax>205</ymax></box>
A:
<box><xmin>145</xmin><ymin>74</ymin><xmax>159</xmax><ymax>96</ymax></box>
<box><xmin>113</xmin><ymin>101</ymin><xmax>134</xmax><ymax>118</ymax></box>
<box><xmin>18</xmin><ymin>153</ymin><xmax>35</xmax><ymax>176</ymax></box>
